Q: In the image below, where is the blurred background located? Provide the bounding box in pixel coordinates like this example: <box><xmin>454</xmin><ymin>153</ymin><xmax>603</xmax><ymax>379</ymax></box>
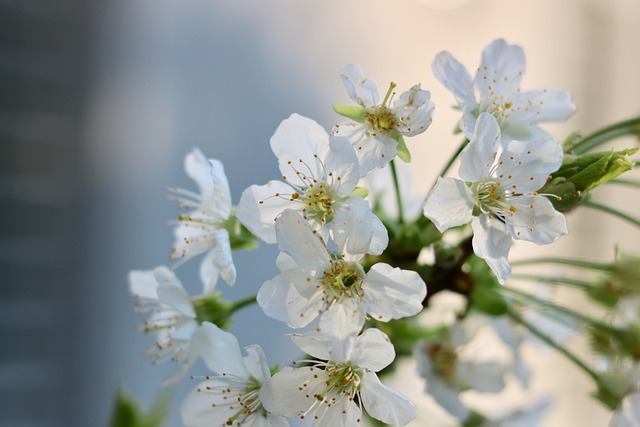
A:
<box><xmin>2</xmin><ymin>0</ymin><xmax>639</xmax><ymax>426</ymax></box>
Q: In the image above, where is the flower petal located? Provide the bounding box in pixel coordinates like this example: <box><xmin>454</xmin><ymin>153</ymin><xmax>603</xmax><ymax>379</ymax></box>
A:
<box><xmin>259</xmin><ymin>367</ymin><xmax>326</xmax><ymax>418</ymax></box>
<box><xmin>510</xmin><ymin>88</ymin><xmax>576</xmax><ymax>125</ymax></box>
<box><xmin>362</xmin><ymin>263</ymin><xmax>426</xmax><ymax>322</ymax></box>
<box><xmin>236</xmin><ymin>180</ymin><xmax>298</xmax><ymax>244</ymax></box>
<box><xmin>209</xmin><ymin>229</ymin><xmax>236</xmax><ymax>286</ymax></box>
<box><xmin>507</xmin><ymin>195</ymin><xmax>567</xmax><ymax>244</ymax></box>
<box><xmin>324</xmin><ymin>136</ymin><xmax>360</xmax><ymax>197</ymax></box>
<box><xmin>332</xmin><ymin>197</ymin><xmax>387</xmax><ymax>258</ymax></box>
<box><xmin>257</xmin><ymin>269</ymin><xmax>313</xmax><ymax>323</ymax></box>
<box><xmin>191</xmin><ymin>322</ymin><xmax>248</xmax><ymax>377</ymax></box>
<box><xmin>361</xmin><ymin>372</ymin><xmax>416</xmax><ymax>426</ymax></box>
<box><xmin>393</xmin><ymin>85</ymin><xmax>435</xmax><ymax>137</ymax></box>
<box><xmin>242</xmin><ymin>344</ymin><xmax>271</xmax><ymax>383</ymax></box>
<box><xmin>289</xmin><ymin>331</ymin><xmax>333</xmax><ymax>361</ymax></box>
<box><xmin>459</xmin><ymin>112</ymin><xmax>501</xmax><ymax>182</ymax></box>
<box><xmin>333</xmin><ymin>122</ymin><xmax>397</xmax><ymax>177</ymax></box>
<box><xmin>319</xmin><ymin>298</ymin><xmax>365</xmax><ymax>341</ymax></box>
<box><xmin>457</xmin><ymin>360</ymin><xmax>505</xmax><ymax>393</ymax></box>
<box><xmin>129</xmin><ymin>268</ymin><xmax>160</xmax><ymax>300</ymax></box>
<box><xmin>350</xmin><ymin>328</ymin><xmax>395</xmax><ymax>372</ymax></box>
<box><xmin>498</xmin><ymin>136</ymin><xmax>563</xmax><ymax>193</ymax></box>
<box><xmin>270</xmin><ymin>114</ymin><xmax>330</xmax><ymax>185</ymax></box>
<box><xmin>471</xmin><ymin>215</ymin><xmax>513</xmax><ymax>284</ymax></box>
<box><xmin>198</xmin><ymin>251</ymin><xmax>219</xmax><ymax>295</ymax></box>
<box><xmin>155</xmin><ymin>267</ymin><xmax>195</xmax><ymax>318</ymax></box>
<box><xmin>340</xmin><ymin>63</ymin><xmax>379</xmax><ymax>107</ymax></box>
<box><xmin>474</xmin><ymin>39</ymin><xmax>525</xmax><ymax>104</ymax></box>
<box><xmin>208</xmin><ymin>158</ymin><xmax>232</xmax><ymax>220</ymax></box>
<box><xmin>422</xmin><ymin>177</ymin><xmax>474</xmax><ymax>233</ymax></box>
<box><xmin>184</xmin><ymin>148</ymin><xmax>215</xmax><ymax>205</ymax></box>
<box><xmin>432</xmin><ymin>51</ymin><xmax>476</xmax><ymax>109</ymax></box>
<box><xmin>275</xmin><ymin>210</ymin><xmax>330</xmax><ymax>272</ymax></box>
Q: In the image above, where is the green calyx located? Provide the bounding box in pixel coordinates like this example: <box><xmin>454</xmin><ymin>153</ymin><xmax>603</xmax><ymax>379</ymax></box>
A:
<box><xmin>543</xmin><ymin>148</ymin><xmax>637</xmax><ymax>212</ymax></box>
<box><xmin>193</xmin><ymin>293</ymin><xmax>233</xmax><ymax>330</ymax></box>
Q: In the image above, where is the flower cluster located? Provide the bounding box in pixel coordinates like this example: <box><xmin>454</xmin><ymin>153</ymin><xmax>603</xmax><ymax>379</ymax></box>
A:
<box><xmin>125</xmin><ymin>39</ymin><xmax>640</xmax><ymax>427</ymax></box>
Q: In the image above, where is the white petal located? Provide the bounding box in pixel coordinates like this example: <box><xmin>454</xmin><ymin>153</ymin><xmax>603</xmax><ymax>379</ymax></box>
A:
<box><xmin>319</xmin><ymin>298</ymin><xmax>365</xmax><ymax>341</ymax></box>
<box><xmin>340</xmin><ymin>63</ymin><xmax>379</xmax><ymax>107</ymax></box>
<box><xmin>184</xmin><ymin>148</ymin><xmax>214</xmax><ymax>205</ymax></box>
<box><xmin>432</xmin><ymin>51</ymin><xmax>476</xmax><ymax>109</ymax></box>
<box><xmin>275</xmin><ymin>251</ymin><xmax>297</xmax><ymax>272</ymax></box>
<box><xmin>507</xmin><ymin>196</ymin><xmax>567</xmax><ymax>244</ymax></box>
<box><xmin>236</xmin><ymin>180</ymin><xmax>298</xmax><ymax>244</ymax></box>
<box><xmin>369</xmin><ymin>212</ymin><xmax>390</xmax><ymax>255</ymax></box>
<box><xmin>129</xmin><ymin>268</ymin><xmax>160</xmax><ymax>300</ymax></box>
<box><xmin>333</xmin><ymin>122</ymin><xmax>397</xmax><ymax>177</ymax></box>
<box><xmin>498</xmin><ymin>136</ymin><xmax>563</xmax><ymax>193</ymax></box>
<box><xmin>325</xmin><ymin>136</ymin><xmax>360</xmax><ymax>197</ymax></box>
<box><xmin>208</xmin><ymin>158</ymin><xmax>232</xmax><ymax>220</ymax></box>
<box><xmin>180</xmin><ymin>381</ymin><xmax>227</xmax><ymax>427</ymax></box>
<box><xmin>361</xmin><ymin>372</ymin><xmax>416</xmax><ymax>426</ymax></box>
<box><xmin>332</xmin><ymin>197</ymin><xmax>386</xmax><ymax>258</ymax></box>
<box><xmin>474</xmin><ymin>39</ymin><xmax>525</xmax><ymax>103</ymax></box>
<box><xmin>155</xmin><ymin>267</ymin><xmax>195</xmax><ymax>318</ymax></box>
<box><xmin>259</xmin><ymin>367</ymin><xmax>326</xmax><ymax>418</ymax></box>
<box><xmin>457</xmin><ymin>360</ymin><xmax>505</xmax><ymax>393</ymax></box>
<box><xmin>191</xmin><ymin>322</ymin><xmax>248</xmax><ymax>377</ymax></box>
<box><xmin>286</xmin><ymin>280</ymin><xmax>324</xmax><ymax>329</ymax></box>
<box><xmin>208</xmin><ymin>229</ymin><xmax>235</xmax><ymax>286</ymax></box>
<box><xmin>471</xmin><ymin>215</ymin><xmax>513</xmax><ymax>284</ymax></box>
<box><xmin>242</xmin><ymin>344</ymin><xmax>271</xmax><ymax>383</ymax></box>
<box><xmin>510</xmin><ymin>88</ymin><xmax>576</xmax><ymax>125</ymax></box>
<box><xmin>392</xmin><ymin>85</ymin><xmax>435</xmax><ymax>137</ymax></box>
<box><xmin>270</xmin><ymin>114</ymin><xmax>330</xmax><ymax>184</ymax></box>
<box><xmin>198</xmin><ymin>251</ymin><xmax>219</xmax><ymax>295</ymax></box>
<box><xmin>362</xmin><ymin>263</ymin><xmax>426</xmax><ymax>322</ymax></box>
<box><xmin>424</xmin><ymin>375</ymin><xmax>470</xmax><ymax>421</ymax></box>
<box><xmin>422</xmin><ymin>177</ymin><xmax>474</xmax><ymax>233</ymax></box>
<box><xmin>275</xmin><ymin>210</ymin><xmax>330</xmax><ymax>271</ymax></box>
<box><xmin>257</xmin><ymin>269</ymin><xmax>311</xmax><ymax>323</ymax></box>
<box><xmin>315</xmin><ymin>395</ymin><xmax>362</xmax><ymax>427</ymax></box>
<box><xmin>350</xmin><ymin>328</ymin><xmax>395</xmax><ymax>372</ymax></box>
<box><xmin>289</xmin><ymin>331</ymin><xmax>333</xmax><ymax>361</ymax></box>
<box><xmin>459</xmin><ymin>112</ymin><xmax>501</xmax><ymax>182</ymax></box>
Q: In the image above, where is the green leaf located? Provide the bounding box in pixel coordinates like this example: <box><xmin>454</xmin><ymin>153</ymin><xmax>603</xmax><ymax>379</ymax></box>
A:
<box><xmin>332</xmin><ymin>104</ymin><xmax>366</xmax><ymax>122</ymax></box>
<box><xmin>110</xmin><ymin>388</ymin><xmax>170</xmax><ymax>427</ymax></box>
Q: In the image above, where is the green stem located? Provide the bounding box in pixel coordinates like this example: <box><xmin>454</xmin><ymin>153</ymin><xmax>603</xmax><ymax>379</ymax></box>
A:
<box><xmin>435</xmin><ymin>138</ymin><xmax>469</xmax><ymax>181</ymax></box>
<box><xmin>390</xmin><ymin>160</ymin><xmax>405</xmax><ymax>224</ymax></box>
<box><xmin>501</xmin><ymin>286</ymin><xmax>619</xmax><ymax>335</ymax></box>
<box><xmin>570</xmin><ymin>116</ymin><xmax>640</xmax><ymax>154</ymax></box>
<box><xmin>230</xmin><ymin>294</ymin><xmax>257</xmax><ymax>314</ymax></box>
<box><xmin>508</xmin><ymin>308</ymin><xmax>599</xmax><ymax>381</ymax></box>
<box><xmin>583</xmin><ymin>201</ymin><xmax>640</xmax><ymax>228</ymax></box>
<box><xmin>609</xmin><ymin>178</ymin><xmax>640</xmax><ymax>189</ymax></box>
<box><xmin>511</xmin><ymin>257</ymin><xmax>613</xmax><ymax>272</ymax></box>
<box><xmin>510</xmin><ymin>273</ymin><xmax>591</xmax><ymax>290</ymax></box>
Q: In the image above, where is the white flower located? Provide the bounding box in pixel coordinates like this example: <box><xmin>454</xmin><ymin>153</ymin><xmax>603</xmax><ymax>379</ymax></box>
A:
<box><xmin>182</xmin><ymin>322</ymin><xmax>289</xmax><ymax>427</ymax></box>
<box><xmin>415</xmin><ymin>318</ymin><xmax>506</xmax><ymax>421</ymax></box>
<box><xmin>259</xmin><ymin>328</ymin><xmax>416</xmax><ymax>426</ymax></box>
<box><xmin>611</xmin><ymin>392</ymin><xmax>640</xmax><ymax>427</ymax></box>
<box><xmin>168</xmin><ymin>148</ymin><xmax>236</xmax><ymax>287</ymax></box>
<box><xmin>432</xmin><ymin>38</ymin><xmax>575</xmax><ymax>142</ymax></box>
<box><xmin>258</xmin><ymin>209</ymin><xmax>426</xmax><ymax>340</ymax></box>
<box><xmin>237</xmin><ymin>113</ymin><xmax>387</xmax><ymax>251</ymax></box>
<box><xmin>333</xmin><ymin>64</ymin><xmax>435</xmax><ymax>176</ymax></box>
<box><xmin>129</xmin><ymin>266</ymin><xmax>202</xmax><ymax>366</ymax></box>
<box><xmin>422</xmin><ymin>113</ymin><xmax>567</xmax><ymax>283</ymax></box>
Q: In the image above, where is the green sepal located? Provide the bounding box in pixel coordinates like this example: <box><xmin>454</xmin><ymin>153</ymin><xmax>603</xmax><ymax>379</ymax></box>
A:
<box><xmin>350</xmin><ymin>186</ymin><xmax>369</xmax><ymax>198</ymax></box>
<box><xmin>390</xmin><ymin>130</ymin><xmax>411</xmax><ymax>163</ymax></box>
<box><xmin>468</xmin><ymin>256</ymin><xmax>508</xmax><ymax>316</ymax></box>
<box><xmin>226</xmin><ymin>212</ymin><xmax>259</xmax><ymax>251</ymax></box>
<box><xmin>332</xmin><ymin>104</ymin><xmax>366</xmax><ymax>122</ymax></box>
<box><xmin>193</xmin><ymin>292</ymin><xmax>233</xmax><ymax>330</ymax></box>
<box><xmin>543</xmin><ymin>148</ymin><xmax>637</xmax><ymax>212</ymax></box>
<box><xmin>109</xmin><ymin>388</ymin><xmax>170</xmax><ymax>427</ymax></box>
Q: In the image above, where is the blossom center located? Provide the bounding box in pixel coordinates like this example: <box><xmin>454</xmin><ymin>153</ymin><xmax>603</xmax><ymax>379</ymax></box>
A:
<box><xmin>427</xmin><ymin>342</ymin><xmax>458</xmax><ymax>381</ymax></box>
<box><xmin>298</xmin><ymin>182</ymin><xmax>337</xmax><ymax>224</ymax></box>
<box><xmin>365</xmin><ymin>107</ymin><xmax>397</xmax><ymax>133</ymax></box>
<box><xmin>472</xmin><ymin>180</ymin><xmax>517</xmax><ymax>219</ymax></box>
<box><xmin>319</xmin><ymin>259</ymin><xmax>366</xmax><ymax>306</ymax></box>
<box><xmin>323</xmin><ymin>361</ymin><xmax>364</xmax><ymax>397</ymax></box>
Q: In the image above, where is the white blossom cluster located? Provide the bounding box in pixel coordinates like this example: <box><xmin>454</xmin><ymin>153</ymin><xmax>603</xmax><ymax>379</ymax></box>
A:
<box><xmin>124</xmin><ymin>39</ymin><xmax>640</xmax><ymax>427</ymax></box>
